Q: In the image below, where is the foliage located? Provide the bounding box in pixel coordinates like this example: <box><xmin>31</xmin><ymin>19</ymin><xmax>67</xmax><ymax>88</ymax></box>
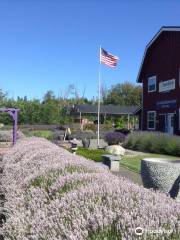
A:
<box><xmin>114</xmin><ymin>116</ymin><xmax>126</xmax><ymax>129</ymax></box>
<box><xmin>70</xmin><ymin>130</ymin><xmax>96</xmax><ymax>140</ymax></box>
<box><xmin>23</xmin><ymin>130</ymin><xmax>54</xmax><ymax>140</ymax></box>
<box><xmin>0</xmin><ymin>130</ymin><xmax>25</xmax><ymax>142</ymax></box>
<box><xmin>114</xmin><ymin>116</ymin><xmax>138</xmax><ymax>130</ymax></box>
<box><xmin>83</xmin><ymin>123</ymin><xmax>96</xmax><ymax>132</ymax></box>
<box><xmin>124</xmin><ymin>131</ymin><xmax>180</xmax><ymax>156</ymax></box>
<box><xmin>76</xmin><ymin>147</ymin><xmax>108</xmax><ymax>162</ymax></box>
<box><xmin>103</xmin><ymin>81</ymin><xmax>142</xmax><ymax>106</ymax></box>
<box><xmin>0</xmin><ymin>88</ymin><xmax>89</xmax><ymax>125</ymax></box>
<box><xmin>87</xmin><ymin>226</ymin><xmax>121</xmax><ymax>240</ymax></box>
<box><xmin>0</xmin><ymin>84</ymin><xmax>141</xmax><ymax>127</ymax></box>
<box><xmin>2</xmin><ymin>137</ymin><xmax>180</xmax><ymax>239</ymax></box>
<box><xmin>103</xmin><ymin>119</ymin><xmax>114</xmax><ymax>131</ymax></box>
<box><xmin>104</xmin><ymin>132</ymin><xmax>125</xmax><ymax>145</ymax></box>
<box><xmin>115</xmin><ymin>128</ymin><xmax>131</xmax><ymax>135</ymax></box>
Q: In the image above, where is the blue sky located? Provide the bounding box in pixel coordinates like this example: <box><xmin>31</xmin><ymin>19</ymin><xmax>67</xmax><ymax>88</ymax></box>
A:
<box><xmin>0</xmin><ymin>0</ymin><xmax>180</xmax><ymax>100</ymax></box>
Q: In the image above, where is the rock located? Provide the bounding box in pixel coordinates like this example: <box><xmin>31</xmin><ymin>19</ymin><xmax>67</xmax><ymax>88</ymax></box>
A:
<box><xmin>106</xmin><ymin>145</ymin><xmax>125</xmax><ymax>156</ymax></box>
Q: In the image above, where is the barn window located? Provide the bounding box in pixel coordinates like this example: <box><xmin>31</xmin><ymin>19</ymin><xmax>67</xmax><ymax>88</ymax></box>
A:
<box><xmin>147</xmin><ymin>111</ymin><xmax>156</xmax><ymax>130</ymax></box>
<box><xmin>148</xmin><ymin>76</ymin><xmax>156</xmax><ymax>92</ymax></box>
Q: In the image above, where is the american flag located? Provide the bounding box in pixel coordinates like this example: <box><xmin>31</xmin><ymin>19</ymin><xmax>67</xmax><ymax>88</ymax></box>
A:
<box><xmin>100</xmin><ymin>47</ymin><xmax>119</xmax><ymax>68</ymax></box>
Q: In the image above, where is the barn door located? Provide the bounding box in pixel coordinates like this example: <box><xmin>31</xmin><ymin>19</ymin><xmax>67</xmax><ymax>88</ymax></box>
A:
<box><xmin>159</xmin><ymin>114</ymin><xmax>166</xmax><ymax>132</ymax></box>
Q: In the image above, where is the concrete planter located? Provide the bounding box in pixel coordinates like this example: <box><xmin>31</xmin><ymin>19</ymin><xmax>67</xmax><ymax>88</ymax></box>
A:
<box><xmin>141</xmin><ymin>158</ymin><xmax>180</xmax><ymax>201</ymax></box>
<box><xmin>82</xmin><ymin>139</ymin><xmax>90</xmax><ymax>148</ymax></box>
<box><xmin>102</xmin><ymin>154</ymin><xmax>120</xmax><ymax>171</ymax></box>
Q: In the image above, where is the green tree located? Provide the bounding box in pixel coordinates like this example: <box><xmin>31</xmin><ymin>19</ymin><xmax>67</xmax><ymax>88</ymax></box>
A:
<box><xmin>103</xmin><ymin>81</ymin><xmax>142</xmax><ymax>106</ymax></box>
<box><xmin>43</xmin><ymin>90</ymin><xmax>55</xmax><ymax>103</ymax></box>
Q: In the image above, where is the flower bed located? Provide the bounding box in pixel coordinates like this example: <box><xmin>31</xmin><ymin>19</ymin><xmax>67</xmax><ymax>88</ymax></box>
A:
<box><xmin>124</xmin><ymin>131</ymin><xmax>180</xmax><ymax>156</ymax></box>
<box><xmin>1</xmin><ymin>137</ymin><xmax>180</xmax><ymax>239</ymax></box>
<box><xmin>104</xmin><ymin>132</ymin><xmax>125</xmax><ymax>145</ymax></box>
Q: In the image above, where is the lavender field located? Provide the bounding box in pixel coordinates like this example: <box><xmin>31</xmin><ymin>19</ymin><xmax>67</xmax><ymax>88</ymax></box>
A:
<box><xmin>1</xmin><ymin>137</ymin><xmax>180</xmax><ymax>239</ymax></box>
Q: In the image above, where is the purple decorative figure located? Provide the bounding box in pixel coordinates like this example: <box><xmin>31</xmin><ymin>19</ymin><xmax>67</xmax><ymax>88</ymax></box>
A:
<box><xmin>0</xmin><ymin>108</ymin><xmax>20</xmax><ymax>145</ymax></box>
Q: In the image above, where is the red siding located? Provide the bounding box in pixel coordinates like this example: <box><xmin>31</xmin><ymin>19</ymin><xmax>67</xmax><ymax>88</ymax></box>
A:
<box><xmin>141</xmin><ymin>31</ymin><xmax>180</xmax><ymax>135</ymax></box>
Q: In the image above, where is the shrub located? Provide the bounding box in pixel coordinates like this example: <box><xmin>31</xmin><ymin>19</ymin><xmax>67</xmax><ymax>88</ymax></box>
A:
<box><xmin>124</xmin><ymin>131</ymin><xmax>180</xmax><ymax>156</ymax></box>
<box><xmin>0</xmin><ymin>130</ymin><xmax>25</xmax><ymax>142</ymax></box>
<box><xmin>83</xmin><ymin>123</ymin><xmax>96</xmax><ymax>132</ymax></box>
<box><xmin>115</xmin><ymin>128</ymin><xmax>131</xmax><ymax>136</ymax></box>
<box><xmin>24</xmin><ymin>130</ymin><xmax>54</xmax><ymax>140</ymax></box>
<box><xmin>2</xmin><ymin>137</ymin><xmax>180</xmax><ymax>239</ymax></box>
<box><xmin>52</xmin><ymin>130</ymin><xmax>65</xmax><ymax>141</ymax></box>
<box><xmin>104</xmin><ymin>132</ymin><xmax>125</xmax><ymax>145</ymax></box>
<box><xmin>103</xmin><ymin>119</ymin><xmax>114</xmax><ymax>131</ymax></box>
<box><xmin>76</xmin><ymin>147</ymin><xmax>109</xmax><ymax>162</ymax></box>
<box><xmin>70</xmin><ymin>130</ymin><xmax>96</xmax><ymax>140</ymax></box>
<box><xmin>114</xmin><ymin>117</ymin><xmax>126</xmax><ymax>129</ymax></box>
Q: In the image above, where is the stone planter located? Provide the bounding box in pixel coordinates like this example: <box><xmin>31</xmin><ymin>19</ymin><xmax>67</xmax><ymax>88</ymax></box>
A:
<box><xmin>82</xmin><ymin>139</ymin><xmax>90</xmax><ymax>148</ymax></box>
<box><xmin>102</xmin><ymin>154</ymin><xmax>120</xmax><ymax>171</ymax></box>
<box><xmin>141</xmin><ymin>158</ymin><xmax>180</xmax><ymax>201</ymax></box>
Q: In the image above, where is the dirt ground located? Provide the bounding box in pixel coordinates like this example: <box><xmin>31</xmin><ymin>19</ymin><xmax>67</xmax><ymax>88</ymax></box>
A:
<box><xmin>0</xmin><ymin>147</ymin><xmax>10</xmax><ymax>158</ymax></box>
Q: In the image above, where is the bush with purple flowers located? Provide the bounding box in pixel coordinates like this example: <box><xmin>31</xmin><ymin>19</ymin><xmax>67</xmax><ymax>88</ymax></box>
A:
<box><xmin>104</xmin><ymin>131</ymin><xmax>125</xmax><ymax>145</ymax></box>
<box><xmin>124</xmin><ymin>131</ymin><xmax>180</xmax><ymax>156</ymax></box>
<box><xmin>1</xmin><ymin>137</ymin><xmax>180</xmax><ymax>239</ymax></box>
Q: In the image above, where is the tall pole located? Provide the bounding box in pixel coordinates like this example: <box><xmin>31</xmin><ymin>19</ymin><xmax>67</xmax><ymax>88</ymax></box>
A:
<box><xmin>97</xmin><ymin>45</ymin><xmax>101</xmax><ymax>148</ymax></box>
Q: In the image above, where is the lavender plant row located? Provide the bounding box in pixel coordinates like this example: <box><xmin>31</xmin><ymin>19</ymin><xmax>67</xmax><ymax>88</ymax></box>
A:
<box><xmin>1</xmin><ymin>137</ymin><xmax>180</xmax><ymax>240</ymax></box>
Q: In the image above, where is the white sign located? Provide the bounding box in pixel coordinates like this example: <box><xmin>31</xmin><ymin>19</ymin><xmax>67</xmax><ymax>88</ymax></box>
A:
<box><xmin>159</xmin><ymin>79</ymin><xmax>175</xmax><ymax>92</ymax></box>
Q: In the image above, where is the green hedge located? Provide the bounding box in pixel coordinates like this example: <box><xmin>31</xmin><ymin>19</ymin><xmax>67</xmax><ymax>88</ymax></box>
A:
<box><xmin>123</xmin><ymin>131</ymin><xmax>180</xmax><ymax>156</ymax></box>
<box><xmin>23</xmin><ymin>130</ymin><xmax>54</xmax><ymax>140</ymax></box>
<box><xmin>76</xmin><ymin>147</ymin><xmax>108</xmax><ymax>162</ymax></box>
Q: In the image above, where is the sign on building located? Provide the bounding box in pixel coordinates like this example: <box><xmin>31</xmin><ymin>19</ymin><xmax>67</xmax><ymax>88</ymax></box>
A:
<box><xmin>156</xmin><ymin>100</ymin><xmax>176</xmax><ymax>109</ymax></box>
<box><xmin>159</xmin><ymin>79</ymin><xmax>175</xmax><ymax>92</ymax></box>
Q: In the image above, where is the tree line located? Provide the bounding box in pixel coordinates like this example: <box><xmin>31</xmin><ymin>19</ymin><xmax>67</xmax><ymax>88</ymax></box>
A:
<box><xmin>0</xmin><ymin>82</ymin><xmax>142</xmax><ymax>125</ymax></box>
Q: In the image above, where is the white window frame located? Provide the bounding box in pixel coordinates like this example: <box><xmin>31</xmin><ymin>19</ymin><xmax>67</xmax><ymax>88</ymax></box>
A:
<box><xmin>147</xmin><ymin>111</ymin><xmax>156</xmax><ymax>130</ymax></box>
<box><xmin>148</xmin><ymin>76</ymin><xmax>156</xmax><ymax>92</ymax></box>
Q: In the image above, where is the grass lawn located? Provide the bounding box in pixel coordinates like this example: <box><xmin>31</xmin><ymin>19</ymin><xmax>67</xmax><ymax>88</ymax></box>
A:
<box><xmin>23</xmin><ymin>129</ymin><xmax>54</xmax><ymax>140</ymax></box>
<box><xmin>76</xmin><ymin>147</ymin><xmax>109</xmax><ymax>162</ymax></box>
<box><xmin>121</xmin><ymin>153</ymin><xmax>179</xmax><ymax>173</ymax></box>
<box><xmin>75</xmin><ymin>147</ymin><xmax>180</xmax><ymax>174</ymax></box>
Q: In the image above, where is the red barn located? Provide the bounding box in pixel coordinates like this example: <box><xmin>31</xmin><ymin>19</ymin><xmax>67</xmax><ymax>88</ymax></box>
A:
<box><xmin>137</xmin><ymin>27</ymin><xmax>180</xmax><ymax>135</ymax></box>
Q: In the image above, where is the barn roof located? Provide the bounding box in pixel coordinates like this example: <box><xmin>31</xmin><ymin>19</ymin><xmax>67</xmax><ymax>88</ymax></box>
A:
<box><xmin>70</xmin><ymin>104</ymin><xmax>138</xmax><ymax>115</ymax></box>
<box><xmin>137</xmin><ymin>26</ymin><xmax>180</xmax><ymax>83</ymax></box>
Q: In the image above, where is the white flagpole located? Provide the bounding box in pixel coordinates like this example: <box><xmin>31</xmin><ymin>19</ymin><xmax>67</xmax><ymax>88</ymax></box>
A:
<box><xmin>97</xmin><ymin>45</ymin><xmax>101</xmax><ymax>148</ymax></box>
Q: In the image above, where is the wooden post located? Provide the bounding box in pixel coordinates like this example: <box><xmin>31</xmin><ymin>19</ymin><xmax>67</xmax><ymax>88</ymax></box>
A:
<box><xmin>0</xmin><ymin>108</ymin><xmax>19</xmax><ymax>145</ymax></box>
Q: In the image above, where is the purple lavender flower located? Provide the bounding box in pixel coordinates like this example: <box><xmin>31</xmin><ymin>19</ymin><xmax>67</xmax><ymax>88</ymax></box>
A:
<box><xmin>2</xmin><ymin>137</ymin><xmax>180</xmax><ymax>240</ymax></box>
<box><xmin>104</xmin><ymin>132</ymin><xmax>125</xmax><ymax>145</ymax></box>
